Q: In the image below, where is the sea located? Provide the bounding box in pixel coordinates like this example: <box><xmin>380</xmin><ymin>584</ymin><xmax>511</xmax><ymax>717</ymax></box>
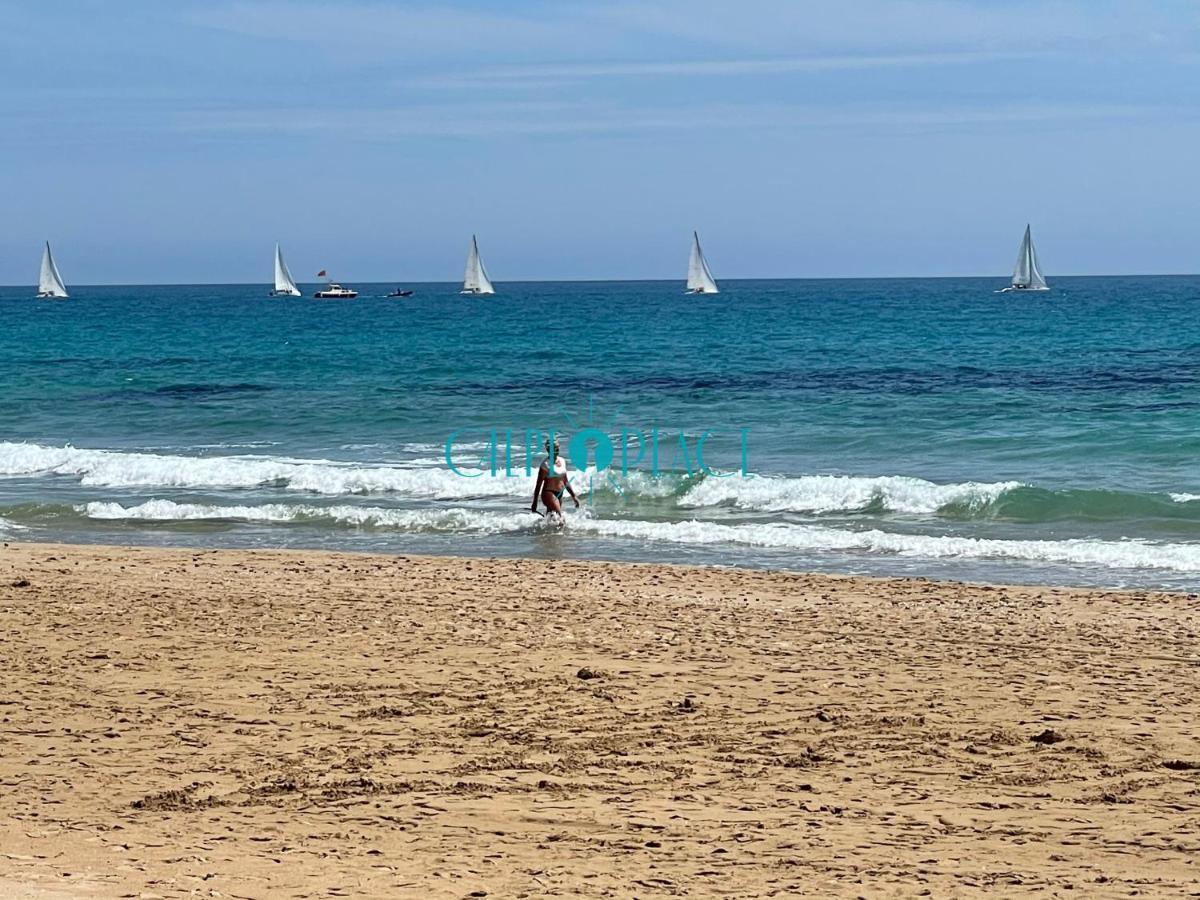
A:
<box><xmin>2</xmin><ymin>277</ymin><xmax>1199</xmax><ymax>591</ymax></box>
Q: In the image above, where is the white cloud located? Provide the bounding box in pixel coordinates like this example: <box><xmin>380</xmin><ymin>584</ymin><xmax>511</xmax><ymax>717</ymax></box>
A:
<box><xmin>590</xmin><ymin>0</ymin><xmax>1191</xmax><ymax>54</ymax></box>
<box><xmin>174</xmin><ymin>98</ymin><xmax>1171</xmax><ymax>141</ymax></box>
<box><xmin>188</xmin><ymin>1</ymin><xmax>590</xmax><ymax>56</ymax></box>
<box><xmin>408</xmin><ymin>50</ymin><xmax>1032</xmax><ymax>89</ymax></box>
<box><xmin>189</xmin><ymin>0</ymin><xmax>1196</xmax><ymax>63</ymax></box>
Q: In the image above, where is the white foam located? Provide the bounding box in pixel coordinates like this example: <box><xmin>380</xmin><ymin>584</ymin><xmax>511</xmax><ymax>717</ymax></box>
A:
<box><xmin>680</xmin><ymin>473</ymin><xmax>1020</xmax><ymax>514</ymax></box>
<box><xmin>571</xmin><ymin>516</ymin><xmax>1200</xmax><ymax>572</ymax></box>
<box><xmin>1170</xmin><ymin>493</ymin><xmax>1200</xmax><ymax>503</ymax></box>
<box><xmin>0</xmin><ymin>443</ymin><xmax>1020</xmax><ymax>517</ymax></box>
<box><xmin>0</xmin><ymin>442</ymin><xmax>528</xmax><ymax>499</ymax></box>
<box><xmin>83</xmin><ymin>500</ymin><xmax>541</xmax><ymax>534</ymax></box>
<box><xmin>82</xmin><ymin>499</ymin><xmax>1200</xmax><ymax>573</ymax></box>
<box><xmin>400</xmin><ymin>440</ymin><xmax>495</xmax><ymax>453</ymax></box>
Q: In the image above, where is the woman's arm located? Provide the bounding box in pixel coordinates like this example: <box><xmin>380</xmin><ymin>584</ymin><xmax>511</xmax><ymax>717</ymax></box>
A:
<box><xmin>531</xmin><ymin>467</ymin><xmax>545</xmax><ymax>511</ymax></box>
<box><xmin>564</xmin><ymin>474</ymin><xmax>581</xmax><ymax>507</ymax></box>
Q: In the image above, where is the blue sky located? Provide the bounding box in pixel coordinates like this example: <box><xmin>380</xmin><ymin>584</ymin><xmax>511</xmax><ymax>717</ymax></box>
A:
<box><xmin>2</xmin><ymin>1</ymin><xmax>1198</xmax><ymax>283</ymax></box>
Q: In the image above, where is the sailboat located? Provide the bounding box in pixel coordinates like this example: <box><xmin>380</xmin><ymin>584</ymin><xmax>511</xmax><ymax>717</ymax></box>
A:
<box><xmin>998</xmin><ymin>224</ymin><xmax>1049</xmax><ymax>292</ymax></box>
<box><xmin>36</xmin><ymin>242</ymin><xmax>69</xmax><ymax>299</ymax></box>
<box><xmin>685</xmin><ymin>231</ymin><xmax>719</xmax><ymax>294</ymax></box>
<box><xmin>270</xmin><ymin>243</ymin><xmax>301</xmax><ymax>296</ymax></box>
<box><xmin>461</xmin><ymin>235</ymin><xmax>495</xmax><ymax>295</ymax></box>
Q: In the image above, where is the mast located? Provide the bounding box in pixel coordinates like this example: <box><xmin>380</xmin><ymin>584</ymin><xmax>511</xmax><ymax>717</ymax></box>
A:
<box><xmin>1024</xmin><ymin>225</ymin><xmax>1034</xmax><ymax>286</ymax></box>
<box><xmin>1012</xmin><ymin>225</ymin><xmax>1031</xmax><ymax>288</ymax></box>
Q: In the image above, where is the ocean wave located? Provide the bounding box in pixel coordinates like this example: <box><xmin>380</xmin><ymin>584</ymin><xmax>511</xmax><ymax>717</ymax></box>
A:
<box><xmin>592</xmin><ymin>469</ymin><xmax>693</xmax><ymax>499</ymax></box>
<box><xmin>84</xmin><ymin>500</ymin><xmax>540</xmax><ymax>534</ymax></box>
<box><xmin>0</xmin><ymin>442</ymin><xmax>529</xmax><ymax>498</ymax></box>
<box><xmin>152</xmin><ymin>383</ymin><xmax>272</xmax><ymax>397</ymax></box>
<box><xmin>81</xmin><ymin>500</ymin><xmax>1200</xmax><ymax>573</ymax></box>
<box><xmin>682</xmin><ymin>474</ymin><xmax>1200</xmax><ymax>523</ymax></box>
<box><xmin>398</xmin><ymin>441</ymin><xmax>495</xmax><ymax>453</ymax></box>
<box><xmin>980</xmin><ymin>486</ymin><xmax>1200</xmax><ymax>524</ymax></box>
<box><xmin>140</xmin><ymin>441</ymin><xmax>283</xmax><ymax>451</ymax></box>
<box><xmin>679</xmin><ymin>473</ymin><xmax>1019</xmax><ymax>514</ymax></box>
<box><xmin>8</xmin><ymin>442</ymin><xmax>1200</xmax><ymax>528</ymax></box>
<box><xmin>0</xmin><ymin>441</ymin><xmax>678</xmax><ymax>502</ymax></box>
<box><xmin>581</xmin><ymin>519</ymin><xmax>1200</xmax><ymax>573</ymax></box>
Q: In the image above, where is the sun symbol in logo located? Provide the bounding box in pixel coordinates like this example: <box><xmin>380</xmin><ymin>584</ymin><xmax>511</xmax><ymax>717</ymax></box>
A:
<box><xmin>551</xmin><ymin>395</ymin><xmax>628</xmax><ymax>505</ymax></box>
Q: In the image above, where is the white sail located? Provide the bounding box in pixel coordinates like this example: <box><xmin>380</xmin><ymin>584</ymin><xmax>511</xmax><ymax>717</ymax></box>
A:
<box><xmin>273</xmin><ymin>243</ymin><xmax>301</xmax><ymax>296</ymax></box>
<box><xmin>686</xmin><ymin>231</ymin><xmax>719</xmax><ymax>294</ymax></box>
<box><xmin>37</xmin><ymin>242</ymin><xmax>68</xmax><ymax>298</ymax></box>
<box><xmin>462</xmin><ymin>235</ymin><xmax>494</xmax><ymax>295</ymax></box>
<box><xmin>1010</xmin><ymin>224</ymin><xmax>1048</xmax><ymax>290</ymax></box>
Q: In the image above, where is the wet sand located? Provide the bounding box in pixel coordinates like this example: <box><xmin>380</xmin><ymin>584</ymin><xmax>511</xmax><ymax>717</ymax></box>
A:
<box><xmin>1</xmin><ymin>541</ymin><xmax>1199</xmax><ymax>898</ymax></box>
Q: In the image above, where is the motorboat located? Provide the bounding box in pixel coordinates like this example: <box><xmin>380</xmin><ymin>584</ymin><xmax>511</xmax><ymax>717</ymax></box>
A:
<box><xmin>313</xmin><ymin>283</ymin><xmax>358</xmax><ymax>299</ymax></box>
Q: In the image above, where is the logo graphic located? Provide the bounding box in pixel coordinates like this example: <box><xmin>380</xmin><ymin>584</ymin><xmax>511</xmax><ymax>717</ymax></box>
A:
<box><xmin>444</xmin><ymin>395</ymin><xmax>750</xmax><ymax>507</ymax></box>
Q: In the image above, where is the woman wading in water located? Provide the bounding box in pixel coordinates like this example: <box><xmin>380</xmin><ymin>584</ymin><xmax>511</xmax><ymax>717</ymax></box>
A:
<box><xmin>531</xmin><ymin>439</ymin><xmax>581</xmax><ymax>520</ymax></box>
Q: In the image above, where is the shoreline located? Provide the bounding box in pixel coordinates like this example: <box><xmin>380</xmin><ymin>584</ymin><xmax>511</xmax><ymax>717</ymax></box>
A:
<box><xmin>3</xmin><ymin>541</ymin><xmax>1199</xmax><ymax>897</ymax></box>
<box><xmin>7</xmin><ymin>529</ymin><xmax>1194</xmax><ymax>596</ymax></box>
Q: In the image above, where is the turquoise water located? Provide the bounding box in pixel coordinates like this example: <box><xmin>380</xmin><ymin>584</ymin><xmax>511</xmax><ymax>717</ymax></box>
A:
<box><xmin>2</xmin><ymin>277</ymin><xmax>1200</xmax><ymax>590</ymax></box>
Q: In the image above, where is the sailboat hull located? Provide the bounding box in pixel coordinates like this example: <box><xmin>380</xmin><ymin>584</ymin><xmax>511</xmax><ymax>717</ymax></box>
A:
<box><xmin>997</xmin><ymin>286</ymin><xmax>1051</xmax><ymax>293</ymax></box>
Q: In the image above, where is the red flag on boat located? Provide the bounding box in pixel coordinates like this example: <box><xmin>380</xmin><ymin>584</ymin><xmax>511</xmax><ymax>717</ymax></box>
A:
<box><xmin>317</xmin><ymin>269</ymin><xmax>327</xmax><ymax>277</ymax></box>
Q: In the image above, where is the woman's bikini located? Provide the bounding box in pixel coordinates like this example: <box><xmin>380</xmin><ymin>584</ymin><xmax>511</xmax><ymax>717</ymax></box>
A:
<box><xmin>543</xmin><ymin>457</ymin><xmax>567</xmax><ymax>500</ymax></box>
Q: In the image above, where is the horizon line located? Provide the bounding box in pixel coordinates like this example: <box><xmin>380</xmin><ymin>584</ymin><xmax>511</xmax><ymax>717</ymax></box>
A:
<box><xmin>3</xmin><ymin>272</ymin><xmax>1199</xmax><ymax>289</ymax></box>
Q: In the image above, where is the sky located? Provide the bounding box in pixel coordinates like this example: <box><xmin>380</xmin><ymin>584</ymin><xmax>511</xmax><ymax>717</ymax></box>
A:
<box><xmin>2</xmin><ymin>0</ymin><xmax>1199</xmax><ymax>284</ymax></box>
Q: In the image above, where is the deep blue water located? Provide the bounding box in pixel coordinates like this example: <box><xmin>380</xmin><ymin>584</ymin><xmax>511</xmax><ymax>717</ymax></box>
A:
<box><xmin>2</xmin><ymin>276</ymin><xmax>1200</xmax><ymax>589</ymax></box>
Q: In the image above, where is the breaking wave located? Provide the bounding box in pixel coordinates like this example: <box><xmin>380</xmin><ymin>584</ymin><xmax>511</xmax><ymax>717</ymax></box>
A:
<box><xmin>680</xmin><ymin>474</ymin><xmax>1200</xmax><ymax>524</ymax></box>
<box><xmin>5</xmin><ymin>442</ymin><xmax>1200</xmax><ymax>529</ymax></box>
<box><xmin>83</xmin><ymin>500</ymin><xmax>538</xmax><ymax>533</ymax></box>
<box><xmin>679</xmin><ymin>473</ymin><xmax>1019</xmax><ymax>514</ymax></box>
<box><xmin>0</xmin><ymin>442</ymin><xmax>526</xmax><ymax>499</ymax></box>
<box><xmin>80</xmin><ymin>500</ymin><xmax>1200</xmax><ymax>573</ymax></box>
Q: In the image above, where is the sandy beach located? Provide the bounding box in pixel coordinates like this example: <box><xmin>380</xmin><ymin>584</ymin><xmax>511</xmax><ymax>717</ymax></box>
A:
<box><xmin>1</xmin><ymin>542</ymin><xmax>1198</xmax><ymax>898</ymax></box>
